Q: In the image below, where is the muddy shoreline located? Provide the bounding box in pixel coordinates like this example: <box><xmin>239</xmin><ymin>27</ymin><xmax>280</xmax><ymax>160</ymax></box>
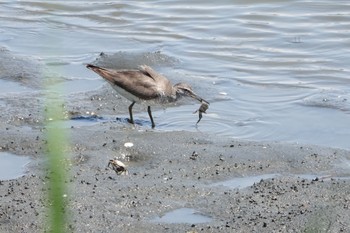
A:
<box><xmin>1</xmin><ymin>115</ymin><xmax>350</xmax><ymax>232</ymax></box>
<box><xmin>1</xmin><ymin>57</ymin><xmax>350</xmax><ymax>232</ymax></box>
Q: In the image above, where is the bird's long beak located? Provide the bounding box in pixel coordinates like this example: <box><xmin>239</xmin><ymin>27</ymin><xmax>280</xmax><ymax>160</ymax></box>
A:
<box><xmin>187</xmin><ymin>91</ymin><xmax>209</xmax><ymax>105</ymax></box>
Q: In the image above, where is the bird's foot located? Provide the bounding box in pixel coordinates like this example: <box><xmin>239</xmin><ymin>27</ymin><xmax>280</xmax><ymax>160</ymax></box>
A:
<box><xmin>127</xmin><ymin>118</ymin><xmax>135</xmax><ymax>125</ymax></box>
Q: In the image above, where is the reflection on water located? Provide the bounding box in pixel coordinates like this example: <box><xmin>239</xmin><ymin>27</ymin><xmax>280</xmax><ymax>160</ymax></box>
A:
<box><xmin>1</xmin><ymin>0</ymin><xmax>350</xmax><ymax>149</ymax></box>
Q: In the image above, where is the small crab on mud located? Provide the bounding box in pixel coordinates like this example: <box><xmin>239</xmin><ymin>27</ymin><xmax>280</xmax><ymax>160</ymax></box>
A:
<box><xmin>107</xmin><ymin>159</ymin><xmax>128</xmax><ymax>175</ymax></box>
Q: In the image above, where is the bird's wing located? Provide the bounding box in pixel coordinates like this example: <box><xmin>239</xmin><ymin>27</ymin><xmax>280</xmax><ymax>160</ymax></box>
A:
<box><xmin>140</xmin><ymin>65</ymin><xmax>169</xmax><ymax>83</ymax></box>
<box><xmin>87</xmin><ymin>65</ymin><xmax>160</xmax><ymax>100</ymax></box>
<box><xmin>114</xmin><ymin>70</ymin><xmax>160</xmax><ymax>99</ymax></box>
<box><xmin>140</xmin><ymin>65</ymin><xmax>173</xmax><ymax>93</ymax></box>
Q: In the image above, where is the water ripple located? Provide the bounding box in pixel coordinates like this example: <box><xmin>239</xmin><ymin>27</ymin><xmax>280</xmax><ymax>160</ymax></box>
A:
<box><xmin>1</xmin><ymin>0</ymin><xmax>350</xmax><ymax>149</ymax></box>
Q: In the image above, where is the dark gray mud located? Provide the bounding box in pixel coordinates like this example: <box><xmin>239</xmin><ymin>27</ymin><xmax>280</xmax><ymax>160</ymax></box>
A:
<box><xmin>1</xmin><ymin>50</ymin><xmax>350</xmax><ymax>232</ymax></box>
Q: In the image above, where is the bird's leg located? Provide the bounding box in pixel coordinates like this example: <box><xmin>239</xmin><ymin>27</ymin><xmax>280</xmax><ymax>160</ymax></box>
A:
<box><xmin>128</xmin><ymin>102</ymin><xmax>135</xmax><ymax>124</ymax></box>
<box><xmin>147</xmin><ymin>106</ymin><xmax>155</xmax><ymax>128</ymax></box>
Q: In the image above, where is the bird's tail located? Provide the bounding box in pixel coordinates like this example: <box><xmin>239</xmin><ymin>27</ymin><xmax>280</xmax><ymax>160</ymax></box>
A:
<box><xmin>86</xmin><ymin>64</ymin><xmax>119</xmax><ymax>83</ymax></box>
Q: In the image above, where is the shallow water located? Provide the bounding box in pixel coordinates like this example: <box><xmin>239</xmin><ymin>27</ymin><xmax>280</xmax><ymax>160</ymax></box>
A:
<box><xmin>211</xmin><ymin>173</ymin><xmax>350</xmax><ymax>190</ymax></box>
<box><xmin>150</xmin><ymin>207</ymin><xmax>212</xmax><ymax>224</ymax></box>
<box><xmin>211</xmin><ymin>173</ymin><xmax>279</xmax><ymax>189</ymax></box>
<box><xmin>0</xmin><ymin>152</ymin><xmax>31</xmax><ymax>180</ymax></box>
<box><xmin>1</xmin><ymin>0</ymin><xmax>350</xmax><ymax>149</ymax></box>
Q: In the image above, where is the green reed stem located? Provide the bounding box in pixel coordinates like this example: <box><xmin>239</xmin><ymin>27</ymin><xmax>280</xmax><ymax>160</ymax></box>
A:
<box><xmin>45</xmin><ymin>84</ymin><xmax>69</xmax><ymax>233</ymax></box>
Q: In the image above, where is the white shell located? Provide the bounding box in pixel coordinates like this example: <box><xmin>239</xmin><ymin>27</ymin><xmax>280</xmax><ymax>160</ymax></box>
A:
<box><xmin>124</xmin><ymin>142</ymin><xmax>134</xmax><ymax>148</ymax></box>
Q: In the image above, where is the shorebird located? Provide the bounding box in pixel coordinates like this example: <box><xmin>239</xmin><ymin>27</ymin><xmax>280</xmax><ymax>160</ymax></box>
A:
<box><xmin>86</xmin><ymin>64</ymin><xmax>209</xmax><ymax>128</ymax></box>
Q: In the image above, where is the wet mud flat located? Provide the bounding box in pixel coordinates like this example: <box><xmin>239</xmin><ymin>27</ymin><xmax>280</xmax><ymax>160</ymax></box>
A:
<box><xmin>0</xmin><ymin>52</ymin><xmax>350</xmax><ymax>232</ymax></box>
<box><xmin>1</xmin><ymin>118</ymin><xmax>350</xmax><ymax>233</ymax></box>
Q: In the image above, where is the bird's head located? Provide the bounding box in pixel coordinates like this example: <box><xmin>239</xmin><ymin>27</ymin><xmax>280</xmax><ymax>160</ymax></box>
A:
<box><xmin>174</xmin><ymin>83</ymin><xmax>209</xmax><ymax>104</ymax></box>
